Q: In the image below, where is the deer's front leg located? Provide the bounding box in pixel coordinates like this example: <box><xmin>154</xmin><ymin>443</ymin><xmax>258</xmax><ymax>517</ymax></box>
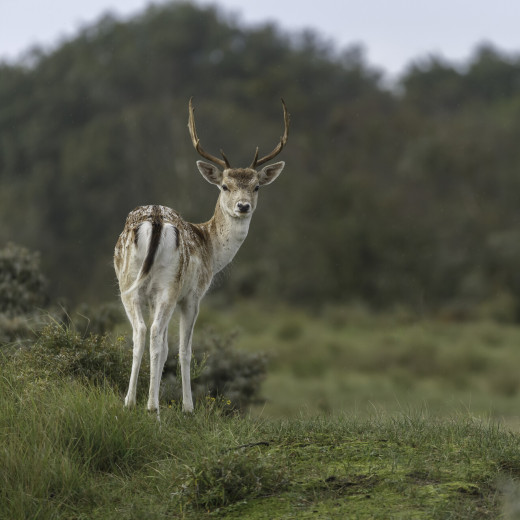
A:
<box><xmin>179</xmin><ymin>299</ymin><xmax>200</xmax><ymax>413</ymax></box>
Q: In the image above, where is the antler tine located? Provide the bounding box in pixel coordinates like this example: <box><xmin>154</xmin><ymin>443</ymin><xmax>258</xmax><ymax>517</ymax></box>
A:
<box><xmin>250</xmin><ymin>147</ymin><xmax>259</xmax><ymax>168</ymax></box>
<box><xmin>220</xmin><ymin>149</ymin><xmax>231</xmax><ymax>169</ymax></box>
<box><xmin>188</xmin><ymin>98</ymin><xmax>229</xmax><ymax>169</ymax></box>
<box><xmin>250</xmin><ymin>98</ymin><xmax>290</xmax><ymax>169</ymax></box>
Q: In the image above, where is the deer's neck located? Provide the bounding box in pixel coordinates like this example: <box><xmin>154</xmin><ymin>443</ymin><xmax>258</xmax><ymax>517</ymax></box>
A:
<box><xmin>203</xmin><ymin>200</ymin><xmax>251</xmax><ymax>274</ymax></box>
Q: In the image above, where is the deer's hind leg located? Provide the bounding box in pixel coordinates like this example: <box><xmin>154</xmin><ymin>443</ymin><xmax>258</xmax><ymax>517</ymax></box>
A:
<box><xmin>147</xmin><ymin>293</ymin><xmax>177</xmax><ymax>413</ymax></box>
<box><xmin>121</xmin><ymin>291</ymin><xmax>147</xmax><ymax>408</ymax></box>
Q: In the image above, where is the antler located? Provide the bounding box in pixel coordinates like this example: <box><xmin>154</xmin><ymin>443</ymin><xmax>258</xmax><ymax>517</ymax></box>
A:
<box><xmin>249</xmin><ymin>99</ymin><xmax>290</xmax><ymax>169</ymax></box>
<box><xmin>188</xmin><ymin>98</ymin><xmax>231</xmax><ymax>169</ymax></box>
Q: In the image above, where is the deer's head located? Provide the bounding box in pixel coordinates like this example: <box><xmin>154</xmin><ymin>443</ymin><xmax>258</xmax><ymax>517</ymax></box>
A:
<box><xmin>188</xmin><ymin>98</ymin><xmax>289</xmax><ymax>219</ymax></box>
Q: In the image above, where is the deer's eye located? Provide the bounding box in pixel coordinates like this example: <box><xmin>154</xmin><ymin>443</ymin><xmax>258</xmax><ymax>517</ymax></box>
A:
<box><xmin>254</xmin><ymin>185</ymin><xmax>260</xmax><ymax>192</ymax></box>
<box><xmin>221</xmin><ymin>184</ymin><xmax>229</xmax><ymax>191</ymax></box>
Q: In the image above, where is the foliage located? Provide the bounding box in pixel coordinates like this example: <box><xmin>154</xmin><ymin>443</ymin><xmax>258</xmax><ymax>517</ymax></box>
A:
<box><xmin>0</xmin><ymin>242</ymin><xmax>49</xmax><ymax>343</ymax></box>
<box><xmin>0</xmin><ymin>242</ymin><xmax>48</xmax><ymax>316</ymax></box>
<box><xmin>0</xmin><ymin>313</ymin><xmax>37</xmax><ymax>344</ymax></box>
<box><xmin>1</xmin><ymin>3</ymin><xmax>520</xmax><ymax>315</ymax></box>
<box><xmin>162</xmin><ymin>328</ymin><xmax>267</xmax><ymax>412</ymax></box>
<box><xmin>5</xmin><ymin>320</ymin><xmax>136</xmax><ymax>394</ymax></box>
<box><xmin>74</xmin><ymin>301</ymin><xmax>126</xmax><ymax>336</ymax></box>
<box><xmin>179</xmin><ymin>445</ymin><xmax>288</xmax><ymax>510</ymax></box>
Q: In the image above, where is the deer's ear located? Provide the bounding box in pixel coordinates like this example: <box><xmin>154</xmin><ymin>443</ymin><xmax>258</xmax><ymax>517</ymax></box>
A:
<box><xmin>258</xmin><ymin>161</ymin><xmax>285</xmax><ymax>186</ymax></box>
<box><xmin>197</xmin><ymin>161</ymin><xmax>222</xmax><ymax>185</ymax></box>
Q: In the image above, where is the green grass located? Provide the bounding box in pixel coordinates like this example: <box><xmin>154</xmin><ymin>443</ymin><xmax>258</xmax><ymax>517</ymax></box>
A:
<box><xmin>1</xmin><ymin>361</ymin><xmax>520</xmax><ymax>519</ymax></box>
<box><xmin>4</xmin><ymin>305</ymin><xmax>520</xmax><ymax>517</ymax></box>
<box><xmin>197</xmin><ymin>302</ymin><xmax>520</xmax><ymax>426</ymax></box>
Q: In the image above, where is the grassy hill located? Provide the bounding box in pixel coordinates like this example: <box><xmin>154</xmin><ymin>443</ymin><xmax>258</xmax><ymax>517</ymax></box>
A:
<box><xmin>1</xmin><ymin>376</ymin><xmax>519</xmax><ymax>519</ymax></box>
<box><xmin>3</xmin><ymin>309</ymin><xmax>520</xmax><ymax>518</ymax></box>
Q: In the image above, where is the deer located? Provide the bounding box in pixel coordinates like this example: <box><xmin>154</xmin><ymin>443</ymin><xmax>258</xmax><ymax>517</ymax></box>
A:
<box><xmin>114</xmin><ymin>98</ymin><xmax>289</xmax><ymax>414</ymax></box>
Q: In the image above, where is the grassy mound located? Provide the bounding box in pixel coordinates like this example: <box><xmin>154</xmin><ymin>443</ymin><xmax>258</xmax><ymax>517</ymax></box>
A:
<box><xmin>1</xmin><ymin>354</ymin><xmax>520</xmax><ymax>518</ymax></box>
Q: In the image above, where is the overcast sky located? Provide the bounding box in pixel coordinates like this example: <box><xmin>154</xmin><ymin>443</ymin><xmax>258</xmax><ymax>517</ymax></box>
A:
<box><xmin>1</xmin><ymin>0</ymin><xmax>519</xmax><ymax>78</ymax></box>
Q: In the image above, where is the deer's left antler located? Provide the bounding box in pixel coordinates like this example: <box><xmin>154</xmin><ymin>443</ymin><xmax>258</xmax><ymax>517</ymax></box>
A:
<box><xmin>188</xmin><ymin>98</ymin><xmax>231</xmax><ymax>169</ymax></box>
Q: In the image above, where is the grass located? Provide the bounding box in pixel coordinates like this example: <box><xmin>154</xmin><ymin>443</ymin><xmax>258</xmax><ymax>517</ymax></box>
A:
<box><xmin>197</xmin><ymin>302</ymin><xmax>520</xmax><ymax>426</ymax></box>
<box><xmin>4</xmin><ymin>304</ymin><xmax>520</xmax><ymax>517</ymax></box>
<box><xmin>1</xmin><ymin>361</ymin><xmax>520</xmax><ymax>519</ymax></box>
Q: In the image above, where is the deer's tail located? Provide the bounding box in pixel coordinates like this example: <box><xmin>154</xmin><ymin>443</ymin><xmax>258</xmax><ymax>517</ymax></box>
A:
<box><xmin>121</xmin><ymin>220</ymin><xmax>163</xmax><ymax>296</ymax></box>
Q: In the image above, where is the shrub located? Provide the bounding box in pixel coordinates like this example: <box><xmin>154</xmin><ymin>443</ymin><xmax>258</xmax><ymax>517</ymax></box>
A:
<box><xmin>162</xmin><ymin>328</ymin><xmax>267</xmax><ymax>412</ymax></box>
<box><xmin>5</xmin><ymin>320</ymin><xmax>143</xmax><ymax>395</ymax></box>
<box><xmin>0</xmin><ymin>242</ymin><xmax>48</xmax><ymax>316</ymax></box>
<box><xmin>0</xmin><ymin>243</ymin><xmax>50</xmax><ymax>343</ymax></box>
<box><xmin>74</xmin><ymin>301</ymin><xmax>125</xmax><ymax>335</ymax></box>
<box><xmin>0</xmin><ymin>314</ymin><xmax>38</xmax><ymax>344</ymax></box>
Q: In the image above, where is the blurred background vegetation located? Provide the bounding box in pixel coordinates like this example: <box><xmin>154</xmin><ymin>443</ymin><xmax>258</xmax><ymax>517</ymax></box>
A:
<box><xmin>3</xmin><ymin>1</ymin><xmax>520</xmax><ymax>421</ymax></box>
<box><xmin>3</xmin><ymin>1</ymin><xmax>520</xmax><ymax>314</ymax></box>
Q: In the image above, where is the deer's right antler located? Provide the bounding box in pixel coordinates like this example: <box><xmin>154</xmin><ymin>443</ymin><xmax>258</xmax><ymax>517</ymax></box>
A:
<box><xmin>249</xmin><ymin>99</ymin><xmax>290</xmax><ymax>169</ymax></box>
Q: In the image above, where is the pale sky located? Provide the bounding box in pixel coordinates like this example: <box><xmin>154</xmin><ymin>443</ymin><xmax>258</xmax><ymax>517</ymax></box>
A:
<box><xmin>1</xmin><ymin>0</ymin><xmax>519</xmax><ymax>78</ymax></box>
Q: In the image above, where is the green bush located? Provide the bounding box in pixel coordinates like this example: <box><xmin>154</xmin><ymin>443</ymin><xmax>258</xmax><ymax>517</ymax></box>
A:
<box><xmin>74</xmin><ymin>301</ymin><xmax>125</xmax><ymax>335</ymax></box>
<box><xmin>5</xmin><ymin>320</ymin><xmax>142</xmax><ymax>395</ymax></box>
<box><xmin>0</xmin><ymin>243</ymin><xmax>49</xmax><ymax>343</ymax></box>
<box><xmin>0</xmin><ymin>314</ymin><xmax>37</xmax><ymax>344</ymax></box>
<box><xmin>162</xmin><ymin>329</ymin><xmax>267</xmax><ymax>412</ymax></box>
<box><xmin>0</xmin><ymin>242</ymin><xmax>48</xmax><ymax>316</ymax></box>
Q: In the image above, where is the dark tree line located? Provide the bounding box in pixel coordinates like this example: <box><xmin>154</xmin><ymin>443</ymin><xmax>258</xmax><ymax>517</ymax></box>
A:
<box><xmin>1</xmin><ymin>2</ymin><xmax>520</xmax><ymax>316</ymax></box>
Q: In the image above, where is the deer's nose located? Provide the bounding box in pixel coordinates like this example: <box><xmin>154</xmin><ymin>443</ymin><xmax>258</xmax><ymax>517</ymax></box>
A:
<box><xmin>237</xmin><ymin>202</ymin><xmax>251</xmax><ymax>213</ymax></box>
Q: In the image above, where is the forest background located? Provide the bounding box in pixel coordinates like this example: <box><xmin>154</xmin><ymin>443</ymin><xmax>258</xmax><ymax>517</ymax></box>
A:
<box><xmin>2</xmin><ymin>1</ymin><xmax>520</xmax><ymax>318</ymax></box>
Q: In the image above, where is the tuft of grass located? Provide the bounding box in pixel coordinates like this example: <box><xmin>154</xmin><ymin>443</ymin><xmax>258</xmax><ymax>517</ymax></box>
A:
<box><xmin>178</xmin><ymin>445</ymin><xmax>289</xmax><ymax>510</ymax></box>
<box><xmin>0</xmin><ymin>371</ymin><xmax>163</xmax><ymax>519</ymax></box>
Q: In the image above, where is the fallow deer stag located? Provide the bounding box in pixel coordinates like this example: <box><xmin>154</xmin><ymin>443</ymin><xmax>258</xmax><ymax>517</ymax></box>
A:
<box><xmin>114</xmin><ymin>98</ymin><xmax>289</xmax><ymax>414</ymax></box>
